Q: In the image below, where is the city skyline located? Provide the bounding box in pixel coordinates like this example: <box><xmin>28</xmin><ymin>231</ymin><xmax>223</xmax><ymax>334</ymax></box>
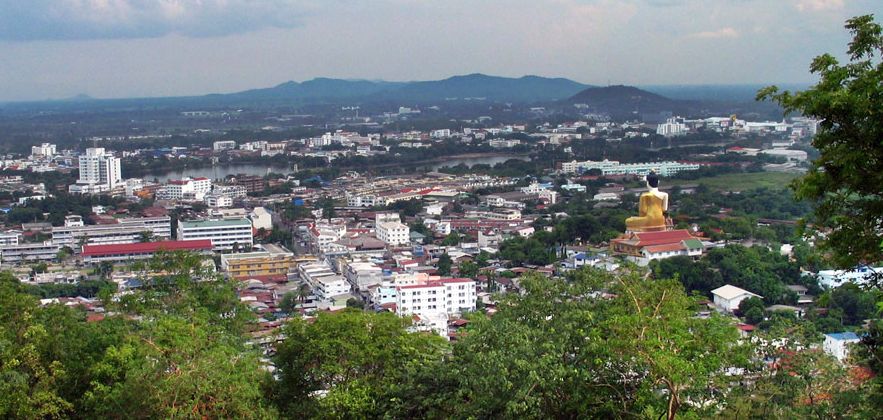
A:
<box><xmin>1</xmin><ymin>0</ymin><xmax>881</xmax><ymax>101</ymax></box>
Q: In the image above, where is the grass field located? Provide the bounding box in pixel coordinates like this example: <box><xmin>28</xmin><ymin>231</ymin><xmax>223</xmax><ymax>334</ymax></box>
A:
<box><xmin>670</xmin><ymin>172</ymin><xmax>800</xmax><ymax>192</ymax></box>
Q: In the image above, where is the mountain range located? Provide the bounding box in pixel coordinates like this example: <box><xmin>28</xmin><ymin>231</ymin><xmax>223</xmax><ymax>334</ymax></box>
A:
<box><xmin>1</xmin><ymin>74</ymin><xmax>786</xmax><ymax>118</ymax></box>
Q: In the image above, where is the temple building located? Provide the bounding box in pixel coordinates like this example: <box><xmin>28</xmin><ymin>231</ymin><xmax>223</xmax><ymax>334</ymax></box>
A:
<box><xmin>610</xmin><ymin>171</ymin><xmax>706</xmax><ymax>265</ymax></box>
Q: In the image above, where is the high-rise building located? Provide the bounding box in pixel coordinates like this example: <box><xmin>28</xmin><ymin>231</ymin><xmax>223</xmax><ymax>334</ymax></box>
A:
<box><xmin>30</xmin><ymin>143</ymin><xmax>57</xmax><ymax>157</ymax></box>
<box><xmin>69</xmin><ymin>148</ymin><xmax>122</xmax><ymax>194</ymax></box>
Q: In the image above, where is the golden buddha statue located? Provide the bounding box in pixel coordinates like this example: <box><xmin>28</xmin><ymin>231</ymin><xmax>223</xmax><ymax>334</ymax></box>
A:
<box><xmin>625</xmin><ymin>171</ymin><xmax>669</xmax><ymax>232</ymax></box>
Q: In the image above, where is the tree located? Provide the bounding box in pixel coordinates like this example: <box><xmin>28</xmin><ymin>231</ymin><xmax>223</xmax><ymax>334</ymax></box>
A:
<box><xmin>760</xmin><ymin>17</ymin><xmax>883</xmax><ymax>402</ymax></box>
<box><xmin>458</xmin><ymin>260</ymin><xmax>479</xmax><ymax>278</ymax></box>
<box><xmin>437</xmin><ymin>253</ymin><xmax>452</xmax><ymax>276</ymax></box>
<box><xmin>272</xmin><ymin>310</ymin><xmax>447</xmax><ymax>417</ymax></box>
<box><xmin>405</xmin><ymin>269</ymin><xmax>748</xmax><ymax>419</ymax></box>
<box><xmin>759</xmin><ymin>15</ymin><xmax>883</xmax><ymax>268</ymax></box>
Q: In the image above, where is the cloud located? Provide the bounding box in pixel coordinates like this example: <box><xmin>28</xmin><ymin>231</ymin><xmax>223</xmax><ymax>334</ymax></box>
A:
<box><xmin>0</xmin><ymin>0</ymin><xmax>326</xmax><ymax>41</ymax></box>
<box><xmin>688</xmin><ymin>27</ymin><xmax>739</xmax><ymax>39</ymax></box>
<box><xmin>793</xmin><ymin>0</ymin><xmax>845</xmax><ymax>12</ymax></box>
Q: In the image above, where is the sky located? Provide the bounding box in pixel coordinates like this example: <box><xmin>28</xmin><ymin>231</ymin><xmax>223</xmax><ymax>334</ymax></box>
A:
<box><xmin>0</xmin><ymin>0</ymin><xmax>881</xmax><ymax>101</ymax></box>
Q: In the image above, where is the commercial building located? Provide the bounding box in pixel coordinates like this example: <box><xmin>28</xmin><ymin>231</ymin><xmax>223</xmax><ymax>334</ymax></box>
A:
<box><xmin>80</xmin><ymin>240</ymin><xmax>213</xmax><ymax>264</ymax></box>
<box><xmin>220</xmin><ymin>244</ymin><xmax>296</xmax><ymax>279</ymax></box>
<box><xmin>177</xmin><ymin>219</ymin><xmax>253</xmax><ymax>251</ymax></box>
<box><xmin>69</xmin><ymin>148</ymin><xmax>122</xmax><ymax>194</ymax></box>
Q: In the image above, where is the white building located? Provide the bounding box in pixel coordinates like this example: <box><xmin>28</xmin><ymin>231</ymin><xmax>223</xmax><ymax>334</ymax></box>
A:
<box><xmin>177</xmin><ymin>219</ymin><xmax>253</xmax><ymax>251</ymax></box>
<box><xmin>395</xmin><ymin>277</ymin><xmax>476</xmax><ymax>335</ymax></box>
<box><xmin>375</xmin><ymin>213</ymin><xmax>410</xmax><ymax>246</ymax></box>
<box><xmin>157</xmin><ymin>177</ymin><xmax>212</xmax><ymax>201</ymax></box>
<box><xmin>711</xmin><ymin>284</ymin><xmax>761</xmax><ymax>313</ymax></box>
<box><xmin>341</xmin><ymin>260</ymin><xmax>384</xmax><ymax>290</ymax></box>
<box><xmin>31</xmin><ymin>143</ymin><xmax>56</xmax><ymax>157</ymax></box>
<box><xmin>213</xmin><ymin>140</ymin><xmax>236</xmax><ymax>151</ymax></box>
<box><xmin>656</xmin><ymin>117</ymin><xmax>688</xmax><ymax>137</ymax></box>
<box><xmin>69</xmin><ymin>148</ymin><xmax>122</xmax><ymax>194</ymax></box>
<box><xmin>249</xmin><ymin>207</ymin><xmax>273</xmax><ymax>231</ymax></box>
<box><xmin>204</xmin><ymin>193</ymin><xmax>233</xmax><ymax>208</ymax></box>
<box><xmin>823</xmin><ymin>332</ymin><xmax>861</xmax><ymax>362</ymax></box>
<box><xmin>560</xmin><ymin>159</ymin><xmax>700</xmax><ymax>177</ymax></box>
<box><xmin>299</xmin><ymin>261</ymin><xmax>352</xmax><ymax>300</ymax></box>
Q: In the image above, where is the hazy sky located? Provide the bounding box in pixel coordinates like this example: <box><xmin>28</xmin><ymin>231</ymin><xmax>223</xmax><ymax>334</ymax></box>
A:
<box><xmin>1</xmin><ymin>0</ymin><xmax>880</xmax><ymax>101</ymax></box>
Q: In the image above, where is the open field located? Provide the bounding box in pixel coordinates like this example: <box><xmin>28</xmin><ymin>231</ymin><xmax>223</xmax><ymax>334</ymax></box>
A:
<box><xmin>671</xmin><ymin>172</ymin><xmax>800</xmax><ymax>192</ymax></box>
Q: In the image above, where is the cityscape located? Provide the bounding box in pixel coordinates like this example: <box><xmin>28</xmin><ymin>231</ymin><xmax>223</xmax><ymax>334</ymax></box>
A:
<box><xmin>0</xmin><ymin>1</ymin><xmax>882</xmax><ymax>418</ymax></box>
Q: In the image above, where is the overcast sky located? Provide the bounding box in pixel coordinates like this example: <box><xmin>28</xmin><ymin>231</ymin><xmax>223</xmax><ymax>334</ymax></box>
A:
<box><xmin>0</xmin><ymin>0</ymin><xmax>880</xmax><ymax>101</ymax></box>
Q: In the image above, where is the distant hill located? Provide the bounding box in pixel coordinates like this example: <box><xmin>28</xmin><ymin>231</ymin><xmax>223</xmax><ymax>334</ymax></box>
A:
<box><xmin>374</xmin><ymin>74</ymin><xmax>590</xmax><ymax>103</ymax></box>
<box><xmin>215</xmin><ymin>78</ymin><xmax>406</xmax><ymax>102</ymax></box>
<box><xmin>566</xmin><ymin>85</ymin><xmax>683</xmax><ymax>116</ymax></box>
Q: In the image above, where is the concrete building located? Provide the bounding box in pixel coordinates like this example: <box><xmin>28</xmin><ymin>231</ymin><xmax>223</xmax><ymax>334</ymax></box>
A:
<box><xmin>560</xmin><ymin>159</ymin><xmax>700</xmax><ymax>177</ymax></box>
<box><xmin>395</xmin><ymin>277</ymin><xmax>476</xmax><ymax>335</ymax></box>
<box><xmin>220</xmin><ymin>244</ymin><xmax>296</xmax><ymax>279</ymax></box>
<box><xmin>177</xmin><ymin>219</ymin><xmax>253</xmax><ymax>251</ymax></box>
<box><xmin>249</xmin><ymin>207</ymin><xmax>273</xmax><ymax>231</ymax></box>
<box><xmin>31</xmin><ymin>143</ymin><xmax>56</xmax><ymax>157</ymax></box>
<box><xmin>213</xmin><ymin>140</ymin><xmax>236</xmax><ymax>151</ymax></box>
<box><xmin>204</xmin><ymin>193</ymin><xmax>233</xmax><ymax>208</ymax></box>
<box><xmin>823</xmin><ymin>332</ymin><xmax>861</xmax><ymax>362</ymax></box>
<box><xmin>656</xmin><ymin>117</ymin><xmax>688</xmax><ymax>137</ymax></box>
<box><xmin>52</xmin><ymin>224</ymin><xmax>146</xmax><ymax>248</ymax></box>
<box><xmin>69</xmin><ymin>148</ymin><xmax>122</xmax><ymax>194</ymax></box>
<box><xmin>157</xmin><ymin>177</ymin><xmax>212</xmax><ymax>201</ymax></box>
<box><xmin>81</xmin><ymin>240</ymin><xmax>213</xmax><ymax>264</ymax></box>
<box><xmin>375</xmin><ymin>213</ymin><xmax>410</xmax><ymax>246</ymax></box>
<box><xmin>0</xmin><ymin>241</ymin><xmax>59</xmax><ymax>263</ymax></box>
<box><xmin>341</xmin><ymin>259</ymin><xmax>384</xmax><ymax>290</ymax></box>
<box><xmin>711</xmin><ymin>284</ymin><xmax>761</xmax><ymax>313</ymax></box>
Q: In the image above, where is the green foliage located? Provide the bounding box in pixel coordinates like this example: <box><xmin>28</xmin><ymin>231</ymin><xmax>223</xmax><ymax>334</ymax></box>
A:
<box><xmin>272</xmin><ymin>309</ymin><xmax>448</xmax><ymax>417</ymax></box>
<box><xmin>436</xmin><ymin>253</ymin><xmax>452</xmax><ymax>276</ymax></box>
<box><xmin>653</xmin><ymin>245</ymin><xmax>804</xmax><ymax>304</ymax></box>
<box><xmin>397</xmin><ymin>270</ymin><xmax>748</xmax><ymax>419</ymax></box>
<box><xmin>759</xmin><ymin>15</ymin><xmax>883</xmax><ymax>267</ymax></box>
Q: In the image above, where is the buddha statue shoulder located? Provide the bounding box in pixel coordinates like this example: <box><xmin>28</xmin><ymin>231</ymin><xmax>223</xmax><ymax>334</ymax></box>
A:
<box><xmin>625</xmin><ymin>171</ymin><xmax>669</xmax><ymax>231</ymax></box>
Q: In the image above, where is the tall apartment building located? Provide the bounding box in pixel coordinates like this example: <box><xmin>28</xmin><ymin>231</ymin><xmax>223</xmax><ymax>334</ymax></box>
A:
<box><xmin>177</xmin><ymin>218</ymin><xmax>253</xmax><ymax>251</ymax></box>
<box><xmin>69</xmin><ymin>148</ymin><xmax>122</xmax><ymax>194</ymax></box>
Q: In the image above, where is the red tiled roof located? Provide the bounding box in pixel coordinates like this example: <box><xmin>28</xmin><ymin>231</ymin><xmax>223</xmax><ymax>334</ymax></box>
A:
<box><xmin>633</xmin><ymin>229</ymin><xmax>697</xmax><ymax>246</ymax></box>
<box><xmin>81</xmin><ymin>240</ymin><xmax>213</xmax><ymax>257</ymax></box>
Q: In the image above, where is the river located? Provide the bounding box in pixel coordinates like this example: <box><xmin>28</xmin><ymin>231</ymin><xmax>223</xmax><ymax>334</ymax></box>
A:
<box><xmin>145</xmin><ymin>154</ymin><xmax>530</xmax><ymax>182</ymax></box>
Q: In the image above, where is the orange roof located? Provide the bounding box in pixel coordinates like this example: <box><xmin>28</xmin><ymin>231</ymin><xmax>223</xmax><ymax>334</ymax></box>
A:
<box><xmin>643</xmin><ymin>243</ymin><xmax>686</xmax><ymax>253</ymax></box>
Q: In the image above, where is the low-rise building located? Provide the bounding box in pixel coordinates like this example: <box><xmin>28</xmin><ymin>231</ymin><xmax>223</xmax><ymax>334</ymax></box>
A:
<box><xmin>711</xmin><ymin>284</ymin><xmax>761</xmax><ymax>313</ymax></box>
<box><xmin>823</xmin><ymin>332</ymin><xmax>861</xmax><ymax>362</ymax></box>
<box><xmin>81</xmin><ymin>240</ymin><xmax>214</xmax><ymax>264</ymax></box>
<box><xmin>220</xmin><ymin>244</ymin><xmax>296</xmax><ymax>279</ymax></box>
<box><xmin>0</xmin><ymin>241</ymin><xmax>59</xmax><ymax>263</ymax></box>
<box><xmin>177</xmin><ymin>218</ymin><xmax>253</xmax><ymax>251</ymax></box>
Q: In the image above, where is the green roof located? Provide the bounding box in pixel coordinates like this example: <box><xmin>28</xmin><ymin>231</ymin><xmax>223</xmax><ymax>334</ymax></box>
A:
<box><xmin>180</xmin><ymin>218</ymin><xmax>251</xmax><ymax>228</ymax></box>
<box><xmin>683</xmin><ymin>239</ymin><xmax>704</xmax><ymax>250</ymax></box>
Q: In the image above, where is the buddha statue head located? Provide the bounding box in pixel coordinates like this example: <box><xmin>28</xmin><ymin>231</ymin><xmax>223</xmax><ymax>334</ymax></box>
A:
<box><xmin>646</xmin><ymin>171</ymin><xmax>659</xmax><ymax>190</ymax></box>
